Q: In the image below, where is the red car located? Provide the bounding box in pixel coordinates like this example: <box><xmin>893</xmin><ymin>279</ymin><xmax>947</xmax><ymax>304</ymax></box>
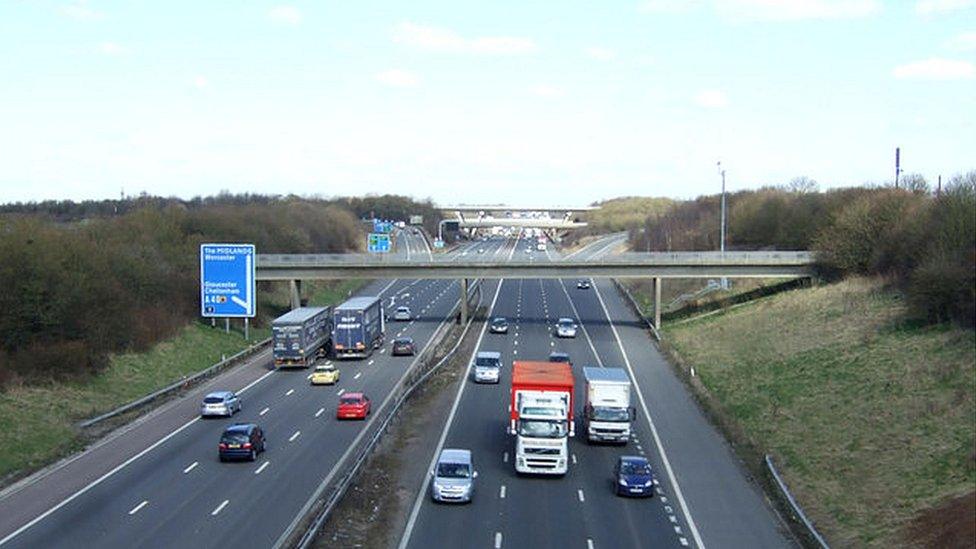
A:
<box><xmin>337</xmin><ymin>392</ymin><xmax>371</xmax><ymax>420</ymax></box>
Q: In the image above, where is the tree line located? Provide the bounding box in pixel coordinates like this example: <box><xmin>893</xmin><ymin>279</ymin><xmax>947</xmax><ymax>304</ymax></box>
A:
<box><xmin>0</xmin><ymin>194</ymin><xmax>441</xmax><ymax>387</ymax></box>
<box><xmin>629</xmin><ymin>172</ymin><xmax>976</xmax><ymax>327</ymax></box>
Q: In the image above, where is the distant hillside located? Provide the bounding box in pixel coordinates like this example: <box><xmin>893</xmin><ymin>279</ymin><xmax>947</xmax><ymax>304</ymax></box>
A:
<box><xmin>583</xmin><ymin>196</ymin><xmax>673</xmax><ymax>233</ymax></box>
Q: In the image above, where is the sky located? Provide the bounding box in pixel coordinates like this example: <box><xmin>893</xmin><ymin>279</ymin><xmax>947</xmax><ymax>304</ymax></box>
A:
<box><xmin>0</xmin><ymin>0</ymin><xmax>974</xmax><ymax>206</ymax></box>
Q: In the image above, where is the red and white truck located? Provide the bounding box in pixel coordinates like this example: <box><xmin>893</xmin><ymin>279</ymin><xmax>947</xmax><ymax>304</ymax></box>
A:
<box><xmin>509</xmin><ymin>361</ymin><xmax>574</xmax><ymax>475</ymax></box>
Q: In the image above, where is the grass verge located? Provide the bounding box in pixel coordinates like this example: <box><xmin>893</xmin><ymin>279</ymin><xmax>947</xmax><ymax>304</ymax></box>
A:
<box><xmin>0</xmin><ymin>278</ymin><xmax>367</xmax><ymax>486</ymax></box>
<box><xmin>660</xmin><ymin>277</ymin><xmax>975</xmax><ymax>547</ymax></box>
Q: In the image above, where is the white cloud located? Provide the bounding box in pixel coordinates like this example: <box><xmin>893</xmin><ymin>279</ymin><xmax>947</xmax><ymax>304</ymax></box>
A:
<box><xmin>638</xmin><ymin>0</ymin><xmax>703</xmax><ymax>13</ymax></box>
<box><xmin>393</xmin><ymin>22</ymin><xmax>536</xmax><ymax>55</ymax></box>
<box><xmin>375</xmin><ymin>69</ymin><xmax>420</xmax><ymax>87</ymax></box>
<box><xmin>946</xmin><ymin>31</ymin><xmax>976</xmax><ymax>51</ymax></box>
<box><xmin>639</xmin><ymin>0</ymin><xmax>879</xmax><ymax>20</ymax></box>
<box><xmin>268</xmin><ymin>5</ymin><xmax>302</xmax><ymax>25</ymax></box>
<box><xmin>60</xmin><ymin>1</ymin><xmax>103</xmax><ymax>21</ymax></box>
<box><xmin>916</xmin><ymin>0</ymin><xmax>975</xmax><ymax>14</ymax></box>
<box><xmin>717</xmin><ymin>0</ymin><xmax>880</xmax><ymax>21</ymax></box>
<box><xmin>694</xmin><ymin>89</ymin><xmax>729</xmax><ymax>108</ymax></box>
<box><xmin>892</xmin><ymin>58</ymin><xmax>975</xmax><ymax>79</ymax></box>
<box><xmin>98</xmin><ymin>42</ymin><xmax>124</xmax><ymax>56</ymax></box>
<box><xmin>193</xmin><ymin>76</ymin><xmax>210</xmax><ymax>89</ymax></box>
<box><xmin>529</xmin><ymin>84</ymin><xmax>564</xmax><ymax>97</ymax></box>
<box><xmin>584</xmin><ymin>47</ymin><xmax>616</xmax><ymax>61</ymax></box>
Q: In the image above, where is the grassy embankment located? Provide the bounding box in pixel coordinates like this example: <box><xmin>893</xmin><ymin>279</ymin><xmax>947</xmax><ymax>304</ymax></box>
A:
<box><xmin>0</xmin><ymin>278</ymin><xmax>364</xmax><ymax>483</ymax></box>
<box><xmin>660</xmin><ymin>277</ymin><xmax>975</xmax><ymax>546</ymax></box>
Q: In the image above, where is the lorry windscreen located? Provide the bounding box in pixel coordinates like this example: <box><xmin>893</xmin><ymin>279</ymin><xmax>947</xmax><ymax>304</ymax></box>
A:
<box><xmin>591</xmin><ymin>407</ymin><xmax>630</xmax><ymax>421</ymax></box>
<box><xmin>518</xmin><ymin>419</ymin><xmax>567</xmax><ymax>438</ymax></box>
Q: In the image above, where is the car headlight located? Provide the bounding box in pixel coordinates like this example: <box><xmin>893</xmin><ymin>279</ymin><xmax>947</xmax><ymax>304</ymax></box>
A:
<box><xmin>644</xmin><ymin>480</ymin><xmax>653</xmax><ymax>487</ymax></box>
<box><xmin>619</xmin><ymin>479</ymin><xmax>628</xmax><ymax>486</ymax></box>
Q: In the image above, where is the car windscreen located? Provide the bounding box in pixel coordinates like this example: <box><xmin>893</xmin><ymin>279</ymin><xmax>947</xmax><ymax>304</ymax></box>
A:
<box><xmin>492</xmin><ymin>318</ymin><xmax>506</xmax><ymax>325</ymax></box>
<box><xmin>620</xmin><ymin>462</ymin><xmax>651</xmax><ymax>475</ymax></box>
<box><xmin>475</xmin><ymin>356</ymin><xmax>500</xmax><ymax>367</ymax></box>
<box><xmin>221</xmin><ymin>432</ymin><xmax>249</xmax><ymax>444</ymax></box>
<box><xmin>558</xmin><ymin>320</ymin><xmax>573</xmax><ymax>327</ymax></box>
<box><xmin>204</xmin><ymin>396</ymin><xmax>225</xmax><ymax>404</ymax></box>
<box><xmin>436</xmin><ymin>462</ymin><xmax>471</xmax><ymax>478</ymax></box>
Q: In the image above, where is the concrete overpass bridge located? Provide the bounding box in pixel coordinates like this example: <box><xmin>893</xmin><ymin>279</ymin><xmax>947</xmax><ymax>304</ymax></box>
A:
<box><xmin>437</xmin><ymin>204</ymin><xmax>595</xmax><ymax>235</ymax></box>
<box><xmin>257</xmin><ymin>251</ymin><xmax>815</xmax><ymax>327</ymax></box>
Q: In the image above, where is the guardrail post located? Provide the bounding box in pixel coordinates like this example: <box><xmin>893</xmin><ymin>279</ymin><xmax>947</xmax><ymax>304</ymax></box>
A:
<box><xmin>459</xmin><ymin>278</ymin><xmax>469</xmax><ymax>324</ymax></box>
<box><xmin>654</xmin><ymin>277</ymin><xmax>662</xmax><ymax>331</ymax></box>
<box><xmin>290</xmin><ymin>279</ymin><xmax>302</xmax><ymax>310</ymax></box>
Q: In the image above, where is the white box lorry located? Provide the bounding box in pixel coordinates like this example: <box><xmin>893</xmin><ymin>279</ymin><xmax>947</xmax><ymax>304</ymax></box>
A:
<box><xmin>582</xmin><ymin>367</ymin><xmax>635</xmax><ymax>444</ymax></box>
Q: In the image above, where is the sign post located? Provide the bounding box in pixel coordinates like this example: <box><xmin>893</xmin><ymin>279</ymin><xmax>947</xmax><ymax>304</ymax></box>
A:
<box><xmin>200</xmin><ymin>244</ymin><xmax>256</xmax><ymax>338</ymax></box>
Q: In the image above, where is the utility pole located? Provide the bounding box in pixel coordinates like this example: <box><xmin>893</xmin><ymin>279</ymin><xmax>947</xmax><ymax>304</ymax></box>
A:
<box><xmin>895</xmin><ymin>147</ymin><xmax>902</xmax><ymax>188</ymax></box>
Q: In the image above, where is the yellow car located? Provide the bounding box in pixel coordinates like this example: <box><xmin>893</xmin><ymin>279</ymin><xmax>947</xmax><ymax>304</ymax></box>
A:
<box><xmin>310</xmin><ymin>364</ymin><xmax>340</xmax><ymax>385</ymax></box>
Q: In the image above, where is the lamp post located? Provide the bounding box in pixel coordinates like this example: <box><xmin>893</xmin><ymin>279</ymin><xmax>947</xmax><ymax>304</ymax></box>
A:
<box><xmin>717</xmin><ymin>161</ymin><xmax>728</xmax><ymax>289</ymax></box>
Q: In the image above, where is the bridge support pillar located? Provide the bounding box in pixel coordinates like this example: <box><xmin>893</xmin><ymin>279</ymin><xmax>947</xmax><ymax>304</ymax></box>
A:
<box><xmin>654</xmin><ymin>277</ymin><xmax>662</xmax><ymax>331</ymax></box>
<box><xmin>289</xmin><ymin>280</ymin><xmax>302</xmax><ymax>310</ymax></box>
<box><xmin>460</xmin><ymin>278</ymin><xmax>469</xmax><ymax>324</ymax></box>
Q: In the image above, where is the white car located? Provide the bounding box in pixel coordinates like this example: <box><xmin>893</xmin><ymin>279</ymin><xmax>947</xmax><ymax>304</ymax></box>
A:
<box><xmin>394</xmin><ymin>306</ymin><xmax>412</xmax><ymax>321</ymax></box>
<box><xmin>555</xmin><ymin>318</ymin><xmax>578</xmax><ymax>338</ymax></box>
<box><xmin>472</xmin><ymin>351</ymin><xmax>501</xmax><ymax>384</ymax></box>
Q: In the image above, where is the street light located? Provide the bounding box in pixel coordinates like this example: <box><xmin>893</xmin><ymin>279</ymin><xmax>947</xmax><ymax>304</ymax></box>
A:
<box><xmin>717</xmin><ymin>161</ymin><xmax>728</xmax><ymax>289</ymax></box>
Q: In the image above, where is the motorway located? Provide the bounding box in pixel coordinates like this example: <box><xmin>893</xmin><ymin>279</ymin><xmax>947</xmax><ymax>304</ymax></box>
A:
<box><xmin>0</xmin><ymin>230</ymin><xmax>792</xmax><ymax>549</ymax></box>
<box><xmin>398</xmin><ymin>235</ymin><xmax>793</xmax><ymax>549</ymax></box>
<box><xmin>0</xmin><ymin>230</ymin><xmax>510</xmax><ymax>549</ymax></box>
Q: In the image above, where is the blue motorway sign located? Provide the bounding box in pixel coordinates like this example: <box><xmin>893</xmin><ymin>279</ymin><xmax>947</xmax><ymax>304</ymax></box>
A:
<box><xmin>368</xmin><ymin>233</ymin><xmax>391</xmax><ymax>253</ymax></box>
<box><xmin>200</xmin><ymin>243</ymin><xmax>256</xmax><ymax>318</ymax></box>
<box><xmin>373</xmin><ymin>220</ymin><xmax>393</xmax><ymax>233</ymax></box>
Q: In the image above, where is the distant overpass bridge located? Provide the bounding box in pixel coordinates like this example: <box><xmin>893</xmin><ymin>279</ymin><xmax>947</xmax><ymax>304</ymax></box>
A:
<box><xmin>257</xmin><ymin>251</ymin><xmax>815</xmax><ymax>326</ymax></box>
<box><xmin>437</xmin><ymin>204</ymin><xmax>595</xmax><ymax>234</ymax></box>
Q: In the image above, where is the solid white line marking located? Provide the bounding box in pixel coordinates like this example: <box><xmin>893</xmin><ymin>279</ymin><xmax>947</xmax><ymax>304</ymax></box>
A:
<box><xmin>499</xmin><ymin>485</ymin><xmax>506</xmax><ymax>499</ymax></box>
<box><xmin>590</xmin><ymin>282</ymin><xmax>706</xmax><ymax>549</ymax></box>
<box><xmin>494</xmin><ymin>532</ymin><xmax>503</xmax><ymax>549</ymax></box>
<box><xmin>286</xmin><ymin>389</ymin><xmax>295</xmax><ymax>396</ymax></box>
<box><xmin>259</xmin><ymin>407</ymin><xmax>269</xmax><ymax>416</ymax></box>
<box><xmin>254</xmin><ymin>461</ymin><xmax>270</xmax><ymax>475</ymax></box>
<box><xmin>577</xmin><ymin>489</ymin><xmax>585</xmax><ymax>502</ymax></box>
<box><xmin>289</xmin><ymin>431</ymin><xmax>301</xmax><ymax>442</ymax></box>
<box><xmin>354</xmin><ymin>372</ymin><xmax>362</xmax><ymax>380</ymax></box>
<box><xmin>183</xmin><ymin>462</ymin><xmax>198</xmax><ymax>474</ymax></box>
<box><xmin>211</xmin><ymin>500</ymin><xmax>229</xmax><ymax>516</ymax></box>
<box><xmin>128</xmin><ymin>500</ymin><xmax>148</xmax><ymax>515</ymax></box>
<box><xmin>315</xmin><ymin>407</ymin><xmax>325</xmax><ymax>418</ymax></box>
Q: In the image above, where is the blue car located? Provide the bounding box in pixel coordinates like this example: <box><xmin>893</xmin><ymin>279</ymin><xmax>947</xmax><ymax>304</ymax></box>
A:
<box><xmin>614</xmin><ymin>455</ymin><xmax>654</xmax><ymax>497</ymax></box>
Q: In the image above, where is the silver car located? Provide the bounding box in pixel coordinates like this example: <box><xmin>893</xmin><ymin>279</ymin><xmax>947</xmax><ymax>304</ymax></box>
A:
<box><xmin>431</xmin><ymin>448</ymin><xmax>477</xmax><ymax>503</ymax></box>
<box><xmin>556</xmin><ymin>318</ymin><xmax>578</xmax><ymax>338</ymax></box>
<box><xmin>472</xmin><ymin>351</ymin><xmax>501</xmax><ymax>384</ymax></box>
<box><xmin>394</xmin><ymin>306</ymin><xmax>412</xmax><ymax>321</ymax></box>
<box><xmin>200</xmin><ymin>391</ymin><xmax>241</xmax><ymax>418</ymax></box>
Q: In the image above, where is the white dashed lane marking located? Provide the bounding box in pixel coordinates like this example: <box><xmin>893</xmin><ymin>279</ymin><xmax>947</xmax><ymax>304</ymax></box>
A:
<box><xmin>285</xmin><ymin>389</ymin><xmax>294</xmax><ymax>396</ymax></box>
<box><xmin>315</xmin><ymin>407</ymin><xmax>325</xmax><ymax>417</ymax></box>
<box><xmin>128</xmin><ymin>500</ymin><xmax>148</xmax><ymax>516</ymax></box>
<box><xmin>211</xmin><ymin>500</ymin><xmax>229</xmax><ymax>516</ymax></box>
<box><xmin>577</xmin><ymin>489</ymin><xmax>585</xmax><ymax>502</ymax></box>
<box><xmin>289</xmin><ymin>431</ymin><xmax>301</xmax><ymax>442</ymax></box>
<box><xmin>354</xmin><ymin>372</ymin><xmax>362</xmax><ymax>380</ymax></box>
<box><xmin>259</xmin><ymin>407</ymin><xmax>269</xmax><ymax>416</ymax></box>
<box><xmin>182</xmin><ymin>462</ymin><xmax>198</xmax><ymax>474</ymax></box>
<box><xmin>255</xmin><ymin>461</ymin><xmax>270</xmax><ymax>475</ymax></box>
<box><xmin>499</xmin><ymin>485</ymin><xmax>506</xmax><ymax>499</ymax></box>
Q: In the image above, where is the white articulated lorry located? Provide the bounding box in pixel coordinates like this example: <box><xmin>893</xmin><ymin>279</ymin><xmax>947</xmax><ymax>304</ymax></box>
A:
<box><xmin>582</xmin><ymin>367</ymin><xmax>635</xmax><ymax>444</ymax></box>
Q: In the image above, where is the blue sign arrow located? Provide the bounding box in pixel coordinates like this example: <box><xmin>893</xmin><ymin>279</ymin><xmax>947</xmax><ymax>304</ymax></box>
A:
<box><xmin>200</xmin><ymin>243</ymin><xmax>256</xmax><ymax>318</ymax></box>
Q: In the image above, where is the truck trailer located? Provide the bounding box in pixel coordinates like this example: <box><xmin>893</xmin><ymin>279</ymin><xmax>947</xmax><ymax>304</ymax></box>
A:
<box><xmin>510</xmin><ymin>361</ymin><xmax>574</xmax><ymax>475</ymax></box>
<box><xmin>332</xmin><ymin>296</ymin><xmax>385</xmax><ymax>359</ymax></box>
<box><xmin>272</xmin><ymin>306</ymin><xmax>333</xmax><ymax>368</ymax></box>
<box><xmin>582</xmin><ymin>367</ymin><xmax>635</xmax><ymax>444</ymax></box>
